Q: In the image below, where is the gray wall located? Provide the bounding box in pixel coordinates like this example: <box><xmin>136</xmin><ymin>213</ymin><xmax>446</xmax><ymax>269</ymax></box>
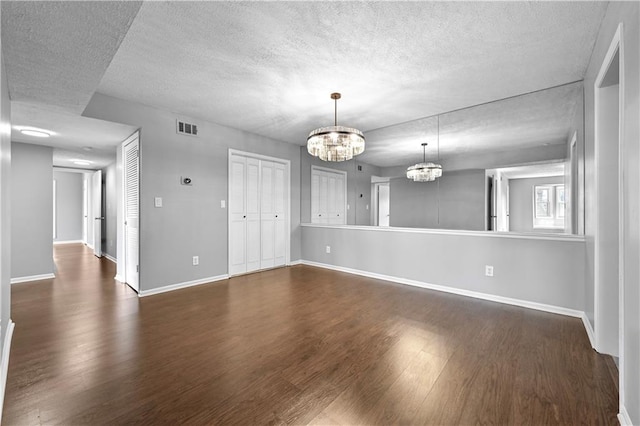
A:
<box><xmin>53</xmin><ymin>170</ymin><xmax>83</xmax><ymax>242</ymax></box>
<box><xmin>103</xmin><ymin>162</ymin><xmax>117</xmax><ymax>259</ymax></box>
<box><xmin>301</xmin><ymin>225</ymin><xmax>585</xmax><ymax>311</ymax></box>
<box><xmin>11</xmin><ymin>143</ymin><xmax>54</xmax><ymax>279</ymax></box>
<box><xmin>1</xmin><ymin>43</ymin><xmax>12</xmax><ymax>346</ymax></box>
<box><xmin>300</xmin><ymin>148</ymin><xmax>382</xmax><ymax>226</ymax></box>
<box><xmin>583</xmin><ymin>2</ymin><xmax>640</xmax><ymax>422</ymax></box>
<box><xmin>509</xmin><ymin>176</ymin><xmax>564</xmax><ymax>234</ymax></box>
<box><xmin>389</xmin><ymin>169</ymin><xmax>486</xmax><ymax>230</ymax></box>
<box><xmin>83</xmin><ymin>93</ymin><xmax>301</xmax><ymax>292</ymax></box>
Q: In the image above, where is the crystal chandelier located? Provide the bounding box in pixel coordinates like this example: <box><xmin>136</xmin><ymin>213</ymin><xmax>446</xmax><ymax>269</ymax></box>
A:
<box><xmin>406</xmin><ymin>117</ymin><xmax>443</xmax><ymax>182</ymax></box>
<box><xmin>307</xmin><ymin>92</ymin><xmax>365</xmax><ymax>162</ymax></box>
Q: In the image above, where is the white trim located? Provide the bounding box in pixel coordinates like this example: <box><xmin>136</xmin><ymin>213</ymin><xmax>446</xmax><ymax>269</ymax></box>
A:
<box><xmin>138</xmin><ymin>274</ymin><xmax>228</xmax><ymax>297</ymax></box>
<box><xmin>10</xmin><ymin>273</ymin><xmax>55</xmax><ymax>284</ymax></box>
<box><xmin>104</xmin><ymin>254</ymin><xmax>116</xmax><ymax>263</ymax></box>
<box><xmin>288</xmin><ymin>259</ymin><xmax>302</xmax><ymax>266</ymax></box>
<box><xmin>300</xmin><ymin>223</ymin><xmax>585</xmax><ymax>242</ymax></box>
<box><xmin>618</xmin><ymin>405</ymin><xmax>632</xmax><ymax>426</ymax></box>
<box><xmin>114</xmin><ymin>274</ymin><xmax>125</xmax><ymax>283</ymax></box>
<box><xmin>581</xmin><ymin>312</ymin><xmax>596</xmax><ymax>349</ymax></box>
<box><xmin>0</xmin><ymin>320</ymin><xmax>15</xmax><ymax>421</ymax></box>
<box><xmin>53</xmin><ymin>239</ymin><xmax>84</xmax><ymax>245</ymax></box>
<box><xmin>299</xmin><ymin>260</ymin><xmax>584</xmax><ymax>318</ymax></box>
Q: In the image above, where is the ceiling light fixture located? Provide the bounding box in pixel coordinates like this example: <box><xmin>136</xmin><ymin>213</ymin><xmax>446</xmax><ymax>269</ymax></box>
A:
<box><xmin>71</xmin><ymin>159</ymin><xmax>92</xmax><ymax>166</ymax></box>
<box><xmin>406</xmin><ymin>116</ymin><xmax>443</xmax><ymax>182</ymax></box>
<box><xmin>307</xmin><ymin>92</ymin><xmax>365</xmax><ymax>162</ymax></box>
<box><xmin>20</xmin><ymin>129</ymin><xmax>50</xmax><ymax>138</ymax></box>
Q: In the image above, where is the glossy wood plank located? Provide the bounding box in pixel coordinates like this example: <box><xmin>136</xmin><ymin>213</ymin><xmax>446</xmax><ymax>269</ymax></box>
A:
<box><xmin>3</xmin><ymin>244</ymin><xmax>618</xmax><ymax>425</ymax></box>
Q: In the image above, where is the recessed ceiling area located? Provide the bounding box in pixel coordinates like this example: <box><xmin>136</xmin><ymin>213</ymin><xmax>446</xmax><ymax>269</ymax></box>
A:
<box><xmin>11</xmin><ymin>102</ymin><xmax>137</xmax><ymax>169</ymax></box>
<box><xmin>1</xmin><ymin>1</ymin><xmax>607</xmax><ymax>169</ymax></box>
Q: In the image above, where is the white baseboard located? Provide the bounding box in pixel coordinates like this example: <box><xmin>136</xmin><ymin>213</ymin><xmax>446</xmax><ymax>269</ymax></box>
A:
<box><xmin>581</xmin><ymin>312</ymin><xmax>596</xmax><ymax>348</ymax></box>
<box><xmin>53</xmin><ymin>240</ymin><xmax>84</xmax><ymax>245</ymax></box>
<box><xmin>114</xmin><ymin>274</ymin><xmax>125</xmax><ymax>283</ymax></box>
<box><xmin>288</xmin><ymin>260</ymin><xmax>302</xmax><ymax>266</ymax></box>
<box><xmin>299</xmin><ymin>260</ymin><xmax>584</xmax><ymax>319</ymax></box>
<box><xmin>618</xmin><ymin>405</ymin><xmax>632</xmax><ymax>425</ymax></box>
<box><xmin>138</xmin><ymin>274</ymin><xmax>229</xmax><ymax>297</ymax></box>
<box><xmin>104</xmin><ymin>254</ymin><xmax>117</xmax><ymax>264</ymax></box>
<box><xmin>11</xmin><ymin>273</ymin><xmax>55</xmax><ymax>284</ymax></box>
<box><xmin>0</xmin><ymin>320</ymin><xmax>15</xmax><ymax>421</ymax></box>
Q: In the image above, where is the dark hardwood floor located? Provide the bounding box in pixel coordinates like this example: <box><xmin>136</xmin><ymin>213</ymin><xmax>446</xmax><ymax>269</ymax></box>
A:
<box><xmin>3</xmin><ymin>243</ymin><xmax>618</xmax><ymax>425</ymax></box>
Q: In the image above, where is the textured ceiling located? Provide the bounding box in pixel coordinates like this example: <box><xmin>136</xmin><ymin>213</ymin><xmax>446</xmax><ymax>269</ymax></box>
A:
<box><xmin>361</xmin><ymin>82</ymin><xmax>582</xmax><ymax>168</ymax></box>
<box><xmin>98</xmin><ymin>2</ymin><xmax>605</xmax><ymax>152</ymax></box>
<box><xmin>1</xmin><ymin>1</ymin><xmax>607</xmax><ymax>169</ymax></box>
<box><xmin>2</xmin><ymin>1</ymin><xmax>142</xmax><ymax>113</ymax></box>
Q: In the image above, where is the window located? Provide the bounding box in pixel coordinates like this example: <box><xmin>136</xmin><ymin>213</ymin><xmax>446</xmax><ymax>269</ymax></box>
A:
<box><xmin>533</xmin><ymin>184</ymin><xmax>565</xmax><ymax>229</ymax></box>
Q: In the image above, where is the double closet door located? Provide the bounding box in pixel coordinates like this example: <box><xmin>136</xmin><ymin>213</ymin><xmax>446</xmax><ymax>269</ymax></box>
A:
<box><xmin>311</xmin><ymin>167</ymin><xmax>347</xmax><ymax>225</ymax></box>
<box><xmin>229</xmin><ymin>153</ymin><xmax>288</xmax><ymax>276</ymax></box>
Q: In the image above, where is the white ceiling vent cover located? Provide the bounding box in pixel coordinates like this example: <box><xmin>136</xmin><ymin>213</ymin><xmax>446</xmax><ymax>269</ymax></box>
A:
<box><xmin>177</xmin><ymin>120</ymin><xmax>198</xmax><ymax>136</ymax></box>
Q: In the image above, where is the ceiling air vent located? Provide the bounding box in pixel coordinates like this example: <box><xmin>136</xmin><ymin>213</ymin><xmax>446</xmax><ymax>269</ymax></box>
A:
<box><xmin>176</xmin><ymin>120</ymin><xmax>198</xmax><ymax>136</ymax></box>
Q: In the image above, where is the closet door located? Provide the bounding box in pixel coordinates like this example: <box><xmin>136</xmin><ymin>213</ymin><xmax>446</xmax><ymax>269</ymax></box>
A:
<box><xmin>311</xmin><ymin>167</ymin><xmax>346</xmax><ymax>225</ymax></box>
<box><xmin>273</xmin><ymin>162</ymin><xmax>286</xmax><ymax>267</ymax></box>
<box><xmin>229</xmin><ymin>156</ymin><xmax>247</xmax><ymax>276</ymax></box>
<box><xmin>245</xmin><ymin>158</ymin><xmax>261</xmax><ymax>273</ymax></box>
<box><xmin>334</xmin><ymin>173</ymin><xmax>346</xmax><ymax>224</ymax></box>
<box><xmin>229</xmin><ymin>151</ymin><xmax>289</xmax><ymax>276</ymax></box>
<box><xmin>260</xmin><ymin>161</ymin><xmax>275</xmax><ymax>269</ymax></box>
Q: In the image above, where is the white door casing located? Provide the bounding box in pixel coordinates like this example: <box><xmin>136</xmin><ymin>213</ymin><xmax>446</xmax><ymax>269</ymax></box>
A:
<box><xmin>92</xmin><ymin>170</ymin><xmax>102</xmax><ymax>257</ymax></box>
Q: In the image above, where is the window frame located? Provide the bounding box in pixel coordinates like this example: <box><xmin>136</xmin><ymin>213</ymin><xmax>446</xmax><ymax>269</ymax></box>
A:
<box><xmin>532</xmin><ymin>184</ymin><xmax>565</xmax><ymax>230</ymax></box>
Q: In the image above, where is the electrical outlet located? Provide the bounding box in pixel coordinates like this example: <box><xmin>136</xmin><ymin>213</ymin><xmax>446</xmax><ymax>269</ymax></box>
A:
<box><xmin>326</xmin><ymin>246</ymin><xmax>331</xmax><ymax>254</ymax></box>
<box><xmin>154</xmin><ymin>197</ymin><xmax>163</xmax><ymax>208</ymax></box>
<box><xmin>193</xmin><ymin>256</ymin><xmax>199</xmax><ymax>266</ymax></box>
<box><xmin>485</xmin><ymin>265</ymin><xmax>494</xmax><ymax>277</ymax></box>
<box><xmin>221</xmin><ymin>200</ymin><xmax>226</xmax><ymax>208</ymax></box>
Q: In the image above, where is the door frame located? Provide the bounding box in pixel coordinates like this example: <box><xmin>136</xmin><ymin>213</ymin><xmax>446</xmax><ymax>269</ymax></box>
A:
<box><xmin>593</xmin><ymin>22</ymin><xmax>624</xmax><ymax>407</ymax></box>
<box><xmin>228</xmin><ymin>149</ymin><xmax>291</xmax><ymax>276</ymax></box>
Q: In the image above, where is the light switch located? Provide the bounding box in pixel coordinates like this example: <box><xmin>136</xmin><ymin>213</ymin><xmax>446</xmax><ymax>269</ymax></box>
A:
<box><xmin>154</xmin><ymin>197</ymin><xmax>163</xmax><ymax>208</ymax></box>
<box><xmin>221</xmin><ymin>200</ymin><xmax>226</xmax><ymax>208</ymax></box>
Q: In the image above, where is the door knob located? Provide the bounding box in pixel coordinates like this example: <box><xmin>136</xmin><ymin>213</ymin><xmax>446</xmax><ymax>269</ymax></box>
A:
<box><xmin>95</xmin><ymin>217</ymin><xmax>104</xmax><ymax>220</ymax></box>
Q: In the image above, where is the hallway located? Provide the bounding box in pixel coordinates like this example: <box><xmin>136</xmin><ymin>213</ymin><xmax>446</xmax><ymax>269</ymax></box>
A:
<box><xmin>3</xmin><ymin>244</ymin><xmax>619</xmax><ymax>424</ymax></box>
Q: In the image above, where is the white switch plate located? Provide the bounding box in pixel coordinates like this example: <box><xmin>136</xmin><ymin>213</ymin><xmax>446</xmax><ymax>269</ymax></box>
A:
<box><xmin>366</xmin><ymin>204</ymin><xmax>369</xmax><ymax>210</ymax></box>
<box><xmin>193</xmin><ymin>256</ymin><xmax>199</xmax><ymax>266</ymax></box>
<box><xmin>154</xmin><ymin>197</ymin><xmax>163</xmax><ymax>208</ymax></box>
<box><xmin>326</xmin><ymin>246</ymin><xmax>331</xmax><ymax>254</ymax></box>
<box><xmin>347</xmin><ymin>204</ymin><xmax>350</xmax><ymax>210</ymax></box>
<box><xmin>485</xmin><ymin>265</ymin><xmax>494</xmax><ymax>277</ymax></box>
<box><xmin>221</xmin><ymin>200</ymin><xmax>226</xmax><ymax>208</ymax></box>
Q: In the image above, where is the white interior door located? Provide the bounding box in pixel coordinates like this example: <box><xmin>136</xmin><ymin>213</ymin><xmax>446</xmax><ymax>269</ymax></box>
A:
<box><xmin>82</xmin><ymin>178</ymin><xmax>88</xmax><ymax>244</ymax></box>
<box><xmin>273</xmin><ymin>162</ymin><xmax>286</xmax><ymax>267</ymax></box>
<box><xmin>124</xmin><ymin>137</ymin><xmax>139</xmax><ymax>291</ymax></box>
<box><xmin>229</xmin><ymin>156</ymin><xmax>247</xmax><ymax>276</ymax></box>
<box><xmin>246</xmin><ymin>158</ymin><xmax>261</xmax><ymax>272</ymax></box>
<box><xmin>229</xmin><ymin>151</ymin><xmax>289</xmax><ymax>277</ymax></box>
<box><xmin>260</xmin><ymin>161</ymin><xmax>275</xmax><ymax>269</ymax></box>
<box><xmin>92</xmin><ymin>170</ymin><xmax>102</xmax><ymax>257</ymax></box>
<box><xmin>378</xmin><ymin>184</ymin><xmax>390</xmax><ymax>226</ymax></box>
<box><xmin>311</xmin><ymin>167</ymin><xmax>347</xmax><ymax>225</ymax></box>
